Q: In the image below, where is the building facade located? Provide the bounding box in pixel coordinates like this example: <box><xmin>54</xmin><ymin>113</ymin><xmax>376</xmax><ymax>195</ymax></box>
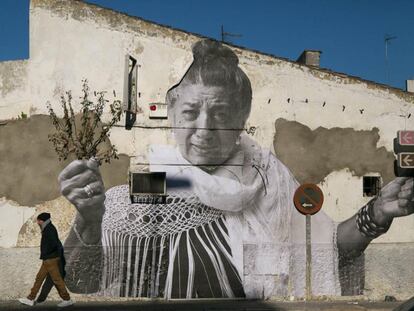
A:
<box><xmin>0</xmin><ymin>0</ymin><xmax>413</xmax><ymax>301</ymax></box>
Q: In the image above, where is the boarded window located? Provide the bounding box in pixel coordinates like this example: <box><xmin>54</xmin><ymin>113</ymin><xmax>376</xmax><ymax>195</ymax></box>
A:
<box><xmin>130</xmin><ymin>172</ymin><xmax>166</xmax><ymax>195</ymax></box>
<box><xmin>363</xmin><ymin>176</ymin><xmax>381</xmax><ymax>197</ymax></box>
<box><xmin>129</xmin><ymin>172</ymin><xmax>167</xmax><ymax>204</ymax></box>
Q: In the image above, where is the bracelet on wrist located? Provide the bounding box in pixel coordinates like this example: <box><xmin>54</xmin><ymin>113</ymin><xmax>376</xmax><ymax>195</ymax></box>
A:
<box><xmin>356</xmin><ymin>199</ymin><xmax>392</xmax><ymax>239</ymax></box>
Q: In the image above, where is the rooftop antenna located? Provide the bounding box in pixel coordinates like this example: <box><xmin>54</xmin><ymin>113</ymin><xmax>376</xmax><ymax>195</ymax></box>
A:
<box><xmin>221</xmin><ymin>25</ymin><xmax>242</xmax><ymax>44</ymax></box>
<box><xmin>384</xmin><ymin>34</ymin><xmax>397</xmax><ymax>84</ymax></box>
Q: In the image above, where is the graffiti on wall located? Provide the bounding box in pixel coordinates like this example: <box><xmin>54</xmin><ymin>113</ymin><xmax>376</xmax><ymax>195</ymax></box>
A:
<box><xmin>59</xmin><ymin>39</ymin><xmax>414</xmax><ymax>299</ymax></box>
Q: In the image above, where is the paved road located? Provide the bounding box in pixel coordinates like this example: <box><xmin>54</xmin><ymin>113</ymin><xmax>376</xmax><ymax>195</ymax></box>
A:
<box><xmin>0</xmin><ymin>299</ymin><xmax>404</xmax><ymax>311</ymax></box>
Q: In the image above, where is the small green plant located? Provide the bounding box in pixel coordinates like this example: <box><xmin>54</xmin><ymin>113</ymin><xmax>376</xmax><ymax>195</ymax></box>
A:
<box><xmin>47</xmin><ymin>80</ymin><xmax>122</xmax><ymax>164</ymax></box>
<box><xmin>17</xmin><ymin>112</ymin><xmax>27</xmax><ymax>119</ymax></box>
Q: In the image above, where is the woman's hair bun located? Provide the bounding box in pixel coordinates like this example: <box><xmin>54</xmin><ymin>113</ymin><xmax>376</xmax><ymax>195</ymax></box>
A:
<box><xmin>192</xmin><ymin>39</ymin><xmax>239</xmax><ymax>67</ymax></box>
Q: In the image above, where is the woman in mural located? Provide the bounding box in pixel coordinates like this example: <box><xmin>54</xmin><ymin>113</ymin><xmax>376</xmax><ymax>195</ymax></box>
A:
<box><xmin>60</xmin><ymin>39</ymin><xmax>414</xmax><ymax>299</ymax></box>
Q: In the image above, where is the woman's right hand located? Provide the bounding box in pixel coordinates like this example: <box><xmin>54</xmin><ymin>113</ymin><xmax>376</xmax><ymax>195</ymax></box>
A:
<box><xmin>58</xmin><ymin>158</ymin><xmax>106</xmax><ymax>225</ymax></box>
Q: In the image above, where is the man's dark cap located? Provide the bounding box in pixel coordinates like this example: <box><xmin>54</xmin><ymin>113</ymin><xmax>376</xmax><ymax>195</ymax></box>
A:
<box><xmin>37</xmin><ymin>212</ymin><xmax>51</xmax><ymax>221</ymax></box>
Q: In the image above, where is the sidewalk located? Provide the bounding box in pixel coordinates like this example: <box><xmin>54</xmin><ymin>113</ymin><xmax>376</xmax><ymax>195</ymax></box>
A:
<box><xmin>0</xmin><ymin>299</ymin><xmax>405</xmax><ymax>311</ymax></box>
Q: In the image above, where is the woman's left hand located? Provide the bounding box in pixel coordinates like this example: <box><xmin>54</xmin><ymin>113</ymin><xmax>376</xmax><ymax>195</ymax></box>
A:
<box><xmin>373</xmin><ymin>177</ymin><xmax>414</xmax><ymax>226</ymax></box>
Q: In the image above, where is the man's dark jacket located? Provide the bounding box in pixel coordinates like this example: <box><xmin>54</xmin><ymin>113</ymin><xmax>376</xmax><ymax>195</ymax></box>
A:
<box><xmin>40</xmin><ymin>222</ymin><xmax>63</xmax><ymax>260</ymax></box>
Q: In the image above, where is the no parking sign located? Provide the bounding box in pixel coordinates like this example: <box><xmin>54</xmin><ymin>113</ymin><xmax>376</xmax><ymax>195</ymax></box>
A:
<box><xmin>293</xmin><ymin>183</ymin><xmax>324</xmax><ymax>215</ymax></box>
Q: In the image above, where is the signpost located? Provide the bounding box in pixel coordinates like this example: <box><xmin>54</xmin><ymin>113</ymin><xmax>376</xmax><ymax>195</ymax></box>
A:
<box><xmin>293</xmin><ymin>183</ymin><xmax>324</xmax><ymax>301</ymax></box>
<box><xmin>394</xmin><ymin>131</ymin><xmax>414</xmax><ymax>177</ymax></box>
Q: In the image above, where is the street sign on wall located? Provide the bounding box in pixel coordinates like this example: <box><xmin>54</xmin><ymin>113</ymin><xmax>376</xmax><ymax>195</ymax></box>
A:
<box><xmin>398</xmin><ymin>131</ymin><xmax>414</xmax><ymax>146</ymax></box>
<box><xmin>394</xmin><ymin>131</ymin><xmax>414</xmax><ymax>176</ymax></box>
<box><xmin>398</xmin><ymin>153</ymin><xmax>414</xmax><ymax>169</ymax></box>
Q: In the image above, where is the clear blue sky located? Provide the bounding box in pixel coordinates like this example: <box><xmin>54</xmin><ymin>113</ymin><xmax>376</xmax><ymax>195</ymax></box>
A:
<box><xmin>1</xmin><ymin>0</ymin><xmax>414</xmax><ymax>89</ymax></box>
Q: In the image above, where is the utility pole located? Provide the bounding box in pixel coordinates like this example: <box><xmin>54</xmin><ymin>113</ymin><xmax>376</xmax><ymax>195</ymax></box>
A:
<box><xmin>384</xmin><ymin>34</ymin><xmax>397</xmax><ymax>84</ymax></box>
<box><xmin>221</xmin><ymin>25</ymin><xmax>242</xmax><ymax>44</ymax></box>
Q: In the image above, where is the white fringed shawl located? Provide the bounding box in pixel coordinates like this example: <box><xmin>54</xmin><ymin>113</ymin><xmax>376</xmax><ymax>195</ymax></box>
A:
<box><xmin>147</xmin><ymin>134</ymin><xmax>340</xmax><ymax>298</ymax></box>
<box><xmin>100</xmin><ymin>134</ymin><xmax>340</xmax><ymax>298</ymax></box>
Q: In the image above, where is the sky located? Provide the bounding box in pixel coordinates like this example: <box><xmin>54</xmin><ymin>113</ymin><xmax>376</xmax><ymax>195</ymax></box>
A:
<box><xmin>1</xmin><ymin>0</ymin><xmax>414</xmax><ymax>90</ymax></box>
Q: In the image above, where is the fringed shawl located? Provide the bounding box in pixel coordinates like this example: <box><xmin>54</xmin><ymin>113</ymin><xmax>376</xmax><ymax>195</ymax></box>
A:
<box><xmin>100</xmin><ymin>134</ymin><xmax>340</xmax><ymax>298</ymax></box>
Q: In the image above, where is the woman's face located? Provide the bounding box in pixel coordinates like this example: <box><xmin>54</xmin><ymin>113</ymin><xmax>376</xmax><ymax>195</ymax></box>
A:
<box><xmin>169</xmin><ymin>83</ymin><xmax>245</xmax><ymax>166</ymax></box>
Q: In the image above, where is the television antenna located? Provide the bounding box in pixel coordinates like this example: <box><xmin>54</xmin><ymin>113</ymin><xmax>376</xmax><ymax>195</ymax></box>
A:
<box><xmin>221</xmin><ymin>25</ymin><xmax>242</xmax><ymax>43</ymax></box>
<box><xmin>384</xmin><ymin>34</ymin><xmax>397</xmax><ymax>84</ymax></box>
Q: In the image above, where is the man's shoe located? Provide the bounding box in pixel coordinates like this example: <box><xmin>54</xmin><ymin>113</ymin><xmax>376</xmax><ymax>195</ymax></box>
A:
<box><xmin>57</xmin><ymin>299</ymin><xmax>74</xmax><ymax>308</ymax></box>
<box><xmin>18</xmin><ymin>298</ymin><xmax>35</xmax><ymax>306</ymax></box>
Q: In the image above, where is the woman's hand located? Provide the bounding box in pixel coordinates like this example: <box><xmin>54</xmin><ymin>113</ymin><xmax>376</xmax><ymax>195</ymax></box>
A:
<box><xmin>58</xmin><ymin>158</ymin><xmax>106</xmax><ymax>225</ymax></box>
<box><xmin>373</xmin><ymin>177</ymin><xmax>414</xmax><ymax>226</ymax></box>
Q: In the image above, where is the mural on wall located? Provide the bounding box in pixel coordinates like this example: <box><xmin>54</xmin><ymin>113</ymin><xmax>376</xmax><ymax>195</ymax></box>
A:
<box><xmin>59</xmin><ymin>39</ymin><xmax>414</xmax><ymax>299</ymax></box>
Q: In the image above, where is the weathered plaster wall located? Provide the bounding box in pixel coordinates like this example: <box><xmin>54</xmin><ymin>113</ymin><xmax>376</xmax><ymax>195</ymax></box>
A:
<box><xmin>0</xmin><ymin>114</ymin><xmax>129</xmax><ymax>252</ymax></box>
<box><xmin>0</xmin><ymin>0</ymin><xmax>413</xmax><ymax>301</ymax></box>
<box><xmin>27</xmin><ymin>0</ymin><xmax>414</xmax><ymax>160</ymax></box>
<box><xmin>273</xmin><ymin>119</ymin><xmax>414</xmax><ymax>244</ymax></box>
<box><xmin>0</xmin><ymin>60</ymin><xmax>30</xmax><ymax>120</ymax></box>
<box><xmin>0</xmin><ymin>115</ymin><xmax>130</xmax><ymax>206</ymax></box>
<box><xmin>274</xmin><ymin>119</ymin><xmax>396</xmax><ymax>185</ymax></box>
<box><xmin>0</xmin><ymin>199</ymin><xmax>35</xmax><ymax>248</ymax></box>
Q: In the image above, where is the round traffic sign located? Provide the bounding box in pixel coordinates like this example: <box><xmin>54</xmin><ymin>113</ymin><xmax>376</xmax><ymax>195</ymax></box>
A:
<box><xmin>293</xmin><ymin>183</ymin><xmax>324</xmax><ymax>215</ymax></box>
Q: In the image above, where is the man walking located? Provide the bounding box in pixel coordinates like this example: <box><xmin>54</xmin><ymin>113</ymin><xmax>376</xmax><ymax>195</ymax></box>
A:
<box><xmin>36</xmin><ymin>239</ymin><xmax>66</xmax><ymax>304</ymax></box>
<box><xmin>18</xmin><ymin>213</ymin><xmax>74</xmax><ymax>307</ymax></box>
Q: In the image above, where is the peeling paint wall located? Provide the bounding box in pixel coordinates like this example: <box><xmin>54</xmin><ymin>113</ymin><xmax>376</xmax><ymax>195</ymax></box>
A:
<box><xmin>0</xmin><ymin>199</ymin><xmax>35</xmax><ymax>248</ymax></box>
<box><xmin>0</xmin><ymin>60</ymin><xmax>30</xmax><ymax>120</ymax></box>
<box><xmin>0</xmin><ymin>115</ymin><xmax>129</xmax><ymax>260</ymax></box>
<box><xmin>0</xmin><ymin>115</ymin><xmax>130</xmax><ymax>206</ymax></box>
<box><xmin>0</xmin><ymin>0</ymin><xmax>413</xmax><ymax>301</ymax></box>
<box><xmin>273</xmin><ymin>119</ymin><xmax>414</xmax><ymax>246</ymax></box>
<box><xmin>274</xmin><ymin>119</ymin><xmax>396</xmax><ymax>185</ymax></box>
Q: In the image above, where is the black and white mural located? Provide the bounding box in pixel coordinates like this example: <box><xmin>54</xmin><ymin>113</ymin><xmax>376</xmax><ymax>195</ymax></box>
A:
<box><xmin>60</xmin><ymin>39</ymin><xmax>414</xmax><ymax>299</ymax></box>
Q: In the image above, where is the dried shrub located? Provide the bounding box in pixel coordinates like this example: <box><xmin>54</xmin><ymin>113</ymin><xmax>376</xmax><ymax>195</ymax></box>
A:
<box><xmin>47</xmin><ymin>80</ymin><xmax>122</xmax><ymax>164</ymax></box>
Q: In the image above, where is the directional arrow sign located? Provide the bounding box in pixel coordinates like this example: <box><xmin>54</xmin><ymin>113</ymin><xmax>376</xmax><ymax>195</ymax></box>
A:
<box><xmin>398</xmin><ymin>131</ymin><xmax>414</xmax><ymax>146</ymax></box>
<box><xmin>398</xmin><ymin>152</ymin><xmax>414</xmax><ymax>169</ymax></box>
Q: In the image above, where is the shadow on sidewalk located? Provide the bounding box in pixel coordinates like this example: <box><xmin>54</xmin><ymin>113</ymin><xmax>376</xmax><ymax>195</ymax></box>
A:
<box><xmin>2</xmin><ymin>298</ymin><xmax>408</xmax><ymax>311</ymax></box>
<box><xmin>393</xmin><ymin>296</ymin><xmax>414</xmax><ymax>311</ymax></box>
<box><xmin>1</xmin><ymin>299</ymin><xmax>283</xmax><ymax>311</ymax></box>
